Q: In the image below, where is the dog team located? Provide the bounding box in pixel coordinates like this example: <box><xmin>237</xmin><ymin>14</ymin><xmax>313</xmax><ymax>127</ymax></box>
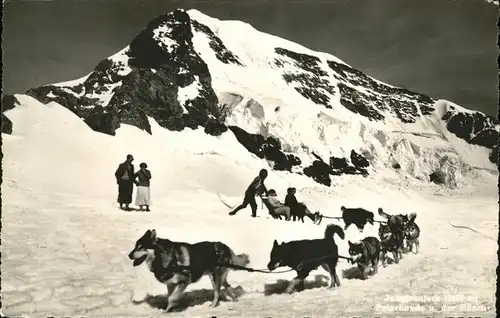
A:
<box><xmin>128</xmin><ymin>169</ymin><xmax>421</xmax><ymax>313</ymax></box>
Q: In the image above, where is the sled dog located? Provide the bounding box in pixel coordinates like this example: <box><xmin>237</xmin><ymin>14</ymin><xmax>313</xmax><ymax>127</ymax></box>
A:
<box><xmin>128</xmin><ymin>229</ymin><xmax>249</xmax><ymax>312</ymax></box>
<box><xmin>403</xmin><ymin>213</ymin><xmax>420</xmax><ymax>253</ymax></box>
<box><xmin>378</xmin><ymin>223</ymin><xmax>404</xmax><ymax>265</ymax></box>
<box><xmin>267</xmin><ymin>224</ymin><xmax>345</xmax><ymax>293</ymax></box>
<box><xmin>341</xmin><ymin>206</ymin><xmax>375</xmax><ymax>232</ymax></box>
<box><xmin>348</xmin><ymin>236</ymin><xmax>382</xmax><ymax>279</ymax></box>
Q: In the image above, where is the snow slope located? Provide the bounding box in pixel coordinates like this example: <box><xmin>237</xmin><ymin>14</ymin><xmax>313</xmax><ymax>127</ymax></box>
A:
<box><xmin>1</xmin><ymin>95</ymin><xmax>497</xmax><ymax>317</ymax></box>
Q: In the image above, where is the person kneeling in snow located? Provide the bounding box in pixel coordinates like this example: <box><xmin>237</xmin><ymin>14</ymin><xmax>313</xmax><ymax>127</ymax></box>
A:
<box><xmin>229</xmin><ymin>169</ymin><xmax>269</xmax><ymax>218</ymax></box>
<box><xmin>134</xmin><ymin>162</ymin><xmax>152</xmax><ymax>212</ymax></box>
<box><xmin>261</xmin><ymin>189</ymin><xmax>291</xmax><ymax>221</ymax></box>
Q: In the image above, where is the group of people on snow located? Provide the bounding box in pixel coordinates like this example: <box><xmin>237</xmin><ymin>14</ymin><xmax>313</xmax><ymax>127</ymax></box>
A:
<box><xmin>228</xmin><ymin>169</ymin><xmax>320</xmax><ymax>223</ymax></box>
<box><xmin>115</xmin><ymin>154</ymin><xmax>152</xmax><ymax>212</ymax></box>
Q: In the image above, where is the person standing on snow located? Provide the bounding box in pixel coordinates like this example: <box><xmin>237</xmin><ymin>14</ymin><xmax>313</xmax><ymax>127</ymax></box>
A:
<box><xmin>229</xmin><ymin>169</ymin><xmax>269</xmax><ymax>218</ymax></box>
<box><xmin>134</xmin><ymin>162</ymin><xmax>152</xmax><ymax>212</ymax></box>
<box><xmin>115</xmin><ymin>154</ymin><xmax>135</xmax><ymax>211</ymax></box>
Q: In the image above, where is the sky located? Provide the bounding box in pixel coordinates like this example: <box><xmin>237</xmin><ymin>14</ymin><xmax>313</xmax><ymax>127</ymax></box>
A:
<box><xmin>2</xmin><ymin>0</ymin><xmax>498</xmax><ymax>116</ymax></box>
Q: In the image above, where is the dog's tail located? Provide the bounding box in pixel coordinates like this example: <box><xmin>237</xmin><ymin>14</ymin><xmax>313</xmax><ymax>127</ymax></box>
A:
<box><xmin>231</xmin><ymin>252</ymin><xmax>251</xmax><ymax>268</ymax></box>
<box><xmin>378</xmin><ymin>208</ymin><xmax>391</xmax><ymax>219</ymax></box>
<box><xmin>324</xmin><ymin>223</ymin><xmax>345</xmax><ymax>241</ymax></box>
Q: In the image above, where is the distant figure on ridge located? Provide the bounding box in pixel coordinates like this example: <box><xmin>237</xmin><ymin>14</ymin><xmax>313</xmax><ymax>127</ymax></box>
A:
<box><xmin>229</xmin><ymin>169</ymin><xmax>269</xmax><ymax>218</ymax></box>
<box><xmin>134</xmin><ymin>162</ymin><xmax>152</xmax><ymax>212</ymax></box>
<box><xmin>115</xmin><ymin>154</ymin><xmax>135</xmax><ymax>211</ymax></box>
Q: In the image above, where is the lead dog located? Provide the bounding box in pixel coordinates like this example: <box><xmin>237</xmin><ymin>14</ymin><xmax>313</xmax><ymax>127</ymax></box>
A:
<box><xmin>378</xmin><ymin>223</ymin><xmax>404</xmax><ymax>265</ymax></box>
<box><xmin>267</xmin><ymin>224</ymin><xmax>345</xmax><ymax>293</ymax></box>
<box><xmin>403</xmin><ymin>213</ymin><xmax>420</xmax><ymax>253</ymax></box>
<box><xmin>128</xmin><ymin>229</ymin><xmax>250</xmax><ymax>312</ymax></box>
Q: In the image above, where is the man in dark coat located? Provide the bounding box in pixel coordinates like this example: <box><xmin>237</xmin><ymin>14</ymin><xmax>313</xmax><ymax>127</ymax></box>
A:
<box><xmin>115</xmin><ymin>154</ymin><xmax>135</xmax><ymax>210</ymax></box>
<box><xmin>229</xmin><ymin>169</ymin><xmax>268</xmax><ymax>218</ymax></box>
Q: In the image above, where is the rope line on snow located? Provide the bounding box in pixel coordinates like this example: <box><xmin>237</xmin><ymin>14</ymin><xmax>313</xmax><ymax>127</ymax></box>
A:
<box><xmin>318</xmin><ymin>214</ymin><xmax>387</xmax><ymax>224</ymax></box>
<box><xmin>448</xmin><ymin>222</ymin><xmax>495</xmax><ymax>241</ymax></box>
<box><xmin>168</xmin><ymin>254</ymin><xmax>354</xmax><ymax>274</ymax></box>
<box><xmin>218</xmin><ymin>253</ymin><xmax>354</xmax><ymax>274</ymax></box>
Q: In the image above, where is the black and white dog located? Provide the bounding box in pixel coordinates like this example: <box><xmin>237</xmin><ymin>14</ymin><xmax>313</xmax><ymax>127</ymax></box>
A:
<box><xmin>348</xmin><ymin>237</ymin><xmax>382</xmax><ymax>279</ymax></box>
<box><xmin>128</xmin><ymin>229</ymin><xmax>249</xmax><ymax>312</ymax></box>
<box><xmin>402</xmin><ymin>212</ymin><xmax>420</xmax><ymax>253</ymax></box>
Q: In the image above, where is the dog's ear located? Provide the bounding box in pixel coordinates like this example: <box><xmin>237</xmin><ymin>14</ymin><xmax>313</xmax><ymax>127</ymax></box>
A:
<box><xmin>150</xmin><ymin>229</ymin><xmax>157</xmax><ymax>241</ymax></box>
<box><xmin>348</xmin><ymin>240</ymin><xmax>352</xmax><ymax>246</ymax></box>
<box><xmin>273</xmin><ymin>239</ymin><xmax>278</xmax><ymax>247</ymax></box>
<box><xmin>410</xmin><ymin>213</ymin><xmax>417</xmax><ymax>222</ymax></box>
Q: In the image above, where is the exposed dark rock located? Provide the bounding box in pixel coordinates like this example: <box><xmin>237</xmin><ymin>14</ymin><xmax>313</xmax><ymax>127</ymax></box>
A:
<box><xmin>2</xmin><ymin>95</ymin><xmax>21</xmax><ymax>134</ymax></box>
<box><xmin>302</xmin><ymin>152</ymin><xmax>369</xmax><ymax>187</ymax></box>
<box><xmin>204</xmin><ymin>119</ymin><xmax>228</xmax><ymax>136</ymax></box>
<box><xmin>350</xmin><ymin>150</ymin><xmax>370</xmax><ymax>168</ymax></box>
<box><xmin>2</xmin><ymin>115</ymin><xmax>13</xmax><ymax>134</ymax></box>
<box><xmin>84</xmin><ymin>107</ymin><xmax>120</xmax><ymax>136</ymax></box>
<box><xmin>25</xmin><ymin>9</ymin><xmax>220</xmax><ymax>136</ymax></box>
<box><xmin>303</xmin><ymin>160</ymin><xmax>332</xmax><ymax>187</ymax></box>
<box><xmin>328</xmin><ymin>60</ymin><xmax>435</xmax><ymax>123</ymax></box>
<box><xmin>266</xmin><ymin>135</ymin><xmax>282</xmax><ymax>149</ymax></box>
<box><xmin>228</xmin><ymin>126</ymin><xmax>301</xmax><ymax>171</ymax></box>
<box><xmin>442</xmin><ymin>111</ymin><xmax>499</xmax><ymax>153</ymax></box>
<box><xmin>2</xmin><ymin>94</ymin><xmax>20</xmax><ymax>112</ymax></box>
<box><xmin>274</xmin><ymin>48</ymin><xmax>336</xmax><ymax>109</ymax></box>
<box><xmin>191</xmin><ymin>20</ymin><xmax>243</xmax><ymax>66</ymax></box>
<box><xmin>329</xmin><ymin>156</ymin><xmax>349</xmax><ymax>170</ymax></box>
<box><xmin>26</xmin><ymin>85</ymin><xmax>98</xmax><ymax>116</ymax></box>
<box><xmin>329</xmin><ymin>155</ymin><xmax>368</xmax><ymax>176</ymax></box>
<box><xmin>337</xmin><ymin>83</ymin><xmax>385</xmax><ymax>120</ymax></box>
<box><xmin>392</xmin><ymin>162</ymin><xmax>401</xmax><ymax>170</ymax></box>
<box><xmin>429</xmin><ymin>171</ymin><xmax>445</xmax><ymax>185</ymax></box>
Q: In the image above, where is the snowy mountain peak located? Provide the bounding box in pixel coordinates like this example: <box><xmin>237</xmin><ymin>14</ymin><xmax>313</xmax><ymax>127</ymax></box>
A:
<box><xmin>3</xmin><ymin>8</ymin><xmax>498</xmax><ymax>189</ymax></box>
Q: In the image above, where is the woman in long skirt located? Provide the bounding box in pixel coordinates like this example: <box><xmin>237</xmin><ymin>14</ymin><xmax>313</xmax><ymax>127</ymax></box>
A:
<box><xmin>134</xmin><ymin>162</ymin><xmax>152</xmax><ymax>212</ymax></box>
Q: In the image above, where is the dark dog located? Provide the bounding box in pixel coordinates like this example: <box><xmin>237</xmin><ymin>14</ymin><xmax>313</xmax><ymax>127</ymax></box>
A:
<box><xmin>340</xmin><ymin>206</ymin><xmax>375</xmax><ymax>232</ymax></box>
<box><xmin>378</xmin><ymin>208</ymin><xmax>406</xmax><ymax>232</ymax></box>
<box><xmin>378</xmin><ymin>208</ymin><xmax>406</xmax><ymax>261</ymax></box>
<box><xmin>128</xmin><ymin>229</ymin><xmax>250</xmax><ymax>312</ymax></box>
<box><xmin>378</xmin><ymin>223</ymin><xmax>404</xmax><ymax>265</ymax></box>
<box><xmin>347</xmin><ymin>237</ymin><xmax>381</xmax><ymax>279</ymax></box>
<box><xmin>403</xmin><ymin>213</ymin><xmax>420</xmax><ymax>253</ymax></box>
<box><xmin>267</xmin><ymin>224</ymin><xmax>345</xmax><ymax>293</ymax></box>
